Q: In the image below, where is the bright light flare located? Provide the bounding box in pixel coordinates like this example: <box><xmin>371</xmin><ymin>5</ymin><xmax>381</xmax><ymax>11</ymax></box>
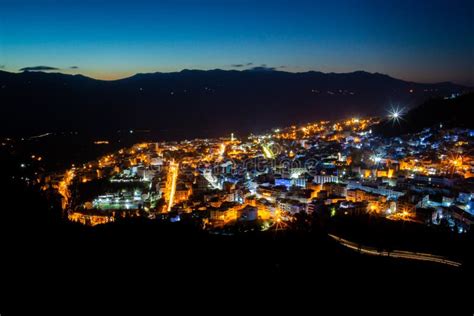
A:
<box><xmin>387</xmin><ymin>106</ymin><xmax>405</xmax><ymax>124</ymax></box>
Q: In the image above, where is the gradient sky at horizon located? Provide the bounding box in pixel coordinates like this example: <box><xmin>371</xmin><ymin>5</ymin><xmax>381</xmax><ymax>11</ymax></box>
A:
<box><xmin>1</xmin><ymin>0</ymin><xmax>473</xmax><ymax>84</ymax></box>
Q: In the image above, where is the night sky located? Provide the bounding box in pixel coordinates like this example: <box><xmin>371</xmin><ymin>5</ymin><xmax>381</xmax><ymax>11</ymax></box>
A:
<box><xmin>1</xmin><ymin>0</ymin><xmax>472</xmax><ymax>84</ymax></box>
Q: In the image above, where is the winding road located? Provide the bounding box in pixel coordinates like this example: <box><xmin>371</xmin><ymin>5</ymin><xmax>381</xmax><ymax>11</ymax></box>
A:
<box><xmin>328</xmin><ymin>234</ymin><xmax>462</xmax><ymax>268</ymax></box>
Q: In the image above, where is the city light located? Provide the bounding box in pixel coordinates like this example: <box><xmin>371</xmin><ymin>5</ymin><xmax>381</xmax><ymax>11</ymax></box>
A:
<box><xmin>370</xmin><ymin>155</ymin><xmax>382</xmax><ymax>163</ymax></box>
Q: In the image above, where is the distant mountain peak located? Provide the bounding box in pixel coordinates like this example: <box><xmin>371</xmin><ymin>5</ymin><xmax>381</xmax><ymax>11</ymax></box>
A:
<box><xmin>0</xmin><ymin>68</ymin><xmax>469</xmax><ymax>137</ymax></box>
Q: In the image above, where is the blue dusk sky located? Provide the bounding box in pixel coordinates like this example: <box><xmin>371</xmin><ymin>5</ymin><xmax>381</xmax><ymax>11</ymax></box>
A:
<box><xmin>0</xmin><ymin>0</ymin><xmax>472</xmax><ymax>84</ymax></box>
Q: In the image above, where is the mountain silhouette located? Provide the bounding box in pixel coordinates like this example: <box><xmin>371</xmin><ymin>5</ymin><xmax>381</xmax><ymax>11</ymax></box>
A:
<box><xmin>0</xmin><ymin>69</ymin><xmax>469</xmax><ymax>138</ymax></box>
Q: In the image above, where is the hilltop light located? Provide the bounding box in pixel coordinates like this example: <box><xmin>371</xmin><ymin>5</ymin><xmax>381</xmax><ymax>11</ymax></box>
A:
<box><xmin>388</xmin><ymin>106</ymin><xmax>405</xmax><ymax>124</ymax></box>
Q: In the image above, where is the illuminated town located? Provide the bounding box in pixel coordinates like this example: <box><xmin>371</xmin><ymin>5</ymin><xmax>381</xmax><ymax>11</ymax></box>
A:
<box><xmin>38</xmin><ymin>114</ymin><xmax>472</xmax><ymax>238</ymax></box>
<box><xmin>2</xmin><ymin>0</ymin><xmax>473</xmax><ymax>308</ymax></box>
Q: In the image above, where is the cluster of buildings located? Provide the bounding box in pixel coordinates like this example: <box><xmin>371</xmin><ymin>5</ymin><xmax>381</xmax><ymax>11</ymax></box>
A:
<box><xmin>45</xmin><ymin>116</ymin><xmax>473</xmax><ymax>233</ymax></box>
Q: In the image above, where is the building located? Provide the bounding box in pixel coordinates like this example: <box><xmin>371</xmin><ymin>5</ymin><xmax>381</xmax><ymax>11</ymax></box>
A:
<box><xmin>209</xmin><ymin>202</ymin><xmax>241</xmax><ymax>223</ymax></box>
<box><xmin>346</xmin><ymin>189</ymin><xmax>365</xmax><ymax>202</ymax></box>
<box><xmin>323</xmin><ymin>182</ymin><xmax>347</xmax><ymax>197</ymax></box>
<box><xmin>313</xmin><ymin>175</ymin><xmax>338</xmax><ymax>184</ymax></box>
<box><xmin>68</xmin><ymin>211</ymin><xmax>115</xmax><ymax>226</ymax></box>
<box><xmin>277</xmin><ymin>198</ymin><xmax>306</xmax><ymax>214</ymax></box>
<box><xmin>237</xmin><ymin>205</ymin><xmax>258</xmax><ymax>221</ymax></box>
<box><xmin>175</xmin><ymin>183</ymin><xmax>192</xmax><ymax>203</ymax></box>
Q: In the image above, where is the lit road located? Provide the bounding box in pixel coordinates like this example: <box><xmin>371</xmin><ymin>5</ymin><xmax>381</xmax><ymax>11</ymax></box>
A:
<box><xmin>58</xmin><ymin>169</ymin><xmax>75</xmax><ymax>210</ymax></box>
<box><xmin>261</xmin><ymin>143</ymin><xmax>275</xmax><ymax>159</ymax></box>
<box><xmin>165</xmin><ymin>161</ymin><xmax>179</xmax><ymax>213</ymax></box>
<box><xmin>328</xmin><ymin>234</ymin><xmax>462</xmax><ymax>268</ymax></box>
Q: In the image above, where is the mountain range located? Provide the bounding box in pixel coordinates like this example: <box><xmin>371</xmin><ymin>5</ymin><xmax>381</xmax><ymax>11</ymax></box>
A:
<box><xmin>0</xmin><ymin>69</ymin><xmax>469</xmax><ymax>139</ymax></box>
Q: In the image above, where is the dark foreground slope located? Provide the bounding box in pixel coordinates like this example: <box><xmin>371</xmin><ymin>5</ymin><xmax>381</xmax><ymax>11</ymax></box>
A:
<box><xmin>0</xmin><ymin>175</ymin><xmax>471</xmax><ymax>312</ymax></box>
<box><xmin>374</xmin><ymin>92</ymin><xmax>474</xmax><ymax>137</ymax></box>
